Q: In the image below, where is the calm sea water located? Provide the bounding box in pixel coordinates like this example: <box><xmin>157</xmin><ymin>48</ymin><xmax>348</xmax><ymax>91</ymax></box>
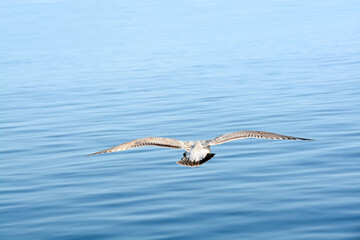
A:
<box><xmin>1</xmin><ymin>1</ymin><xmax>360</xmax><ymax>239</ymax></box>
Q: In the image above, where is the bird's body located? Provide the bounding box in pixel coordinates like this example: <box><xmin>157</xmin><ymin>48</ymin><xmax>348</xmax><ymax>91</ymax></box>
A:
<box><xmin>87</xmin><ymin>130</ymin><xmax>312</xmax><ymax>167</ymax></box>
<box><xmin>178</xmin><ymin>141</ymin><xmax>213</xmax><ymax>167</ymax></box>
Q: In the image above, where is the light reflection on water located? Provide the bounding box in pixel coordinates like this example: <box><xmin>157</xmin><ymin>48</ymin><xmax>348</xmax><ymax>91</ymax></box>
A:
<box><xmin>1</xmin><ymin>0</ymin><xmax>360</xmax><ymax>239</ymax></box>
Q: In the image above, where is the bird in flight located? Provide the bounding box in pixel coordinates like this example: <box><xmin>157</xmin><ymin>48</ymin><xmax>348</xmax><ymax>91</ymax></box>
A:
<box><xmin>87</xmin><ymin>130</ymin><xmax>311</xmax><ymax>167</ymax></box>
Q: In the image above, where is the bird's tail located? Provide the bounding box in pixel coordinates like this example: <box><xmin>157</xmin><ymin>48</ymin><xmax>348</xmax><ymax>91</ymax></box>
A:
<box><xmin>176</xmin><ymin>153</ymin><xmax>215</xmax><ymax>167</ymax></box>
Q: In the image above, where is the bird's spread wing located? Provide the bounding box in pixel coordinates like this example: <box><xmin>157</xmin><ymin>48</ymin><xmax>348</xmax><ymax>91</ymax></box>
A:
<box><xmin>209</xmin><ymin>130</ymin><xmax>312</xmax><ymax>146</ymax></box>
<box><xmin>87</xmin><ymin>137</ymin><xmax>189</xmax><ymax>156</ymax></box>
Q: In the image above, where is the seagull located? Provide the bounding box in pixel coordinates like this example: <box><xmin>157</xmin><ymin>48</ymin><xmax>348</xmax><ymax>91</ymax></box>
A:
<box><xmin>87</xmin><ymin>130</ymin><xmax>312</xmax><ymax>167</ymax></box>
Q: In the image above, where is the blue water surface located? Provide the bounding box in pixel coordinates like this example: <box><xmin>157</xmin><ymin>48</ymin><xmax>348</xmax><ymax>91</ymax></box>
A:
<box><xmin>1</xmin><ymin>0</ymin><xmax>360</xmax><ymax>239</ymax></box>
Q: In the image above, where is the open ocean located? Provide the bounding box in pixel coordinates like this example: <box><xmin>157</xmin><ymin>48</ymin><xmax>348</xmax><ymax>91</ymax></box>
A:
<box><xmin>1</xmin><ymin>0</ymin><xmax>360</xmax><ymax>239</ymax></box>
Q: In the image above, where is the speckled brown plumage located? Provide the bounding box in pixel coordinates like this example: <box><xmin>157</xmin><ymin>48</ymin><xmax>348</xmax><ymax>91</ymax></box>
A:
<box><xmin>87</xmin><ymin>130</ymin><xmax>312</xmax><ymax>167</ymax></box>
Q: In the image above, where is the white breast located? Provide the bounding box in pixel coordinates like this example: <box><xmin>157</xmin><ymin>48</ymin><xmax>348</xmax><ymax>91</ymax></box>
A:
<box><xmin>186</xmin><ymin>142</ymin><xmax>211</xmax><ymax>162</ymax></box>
